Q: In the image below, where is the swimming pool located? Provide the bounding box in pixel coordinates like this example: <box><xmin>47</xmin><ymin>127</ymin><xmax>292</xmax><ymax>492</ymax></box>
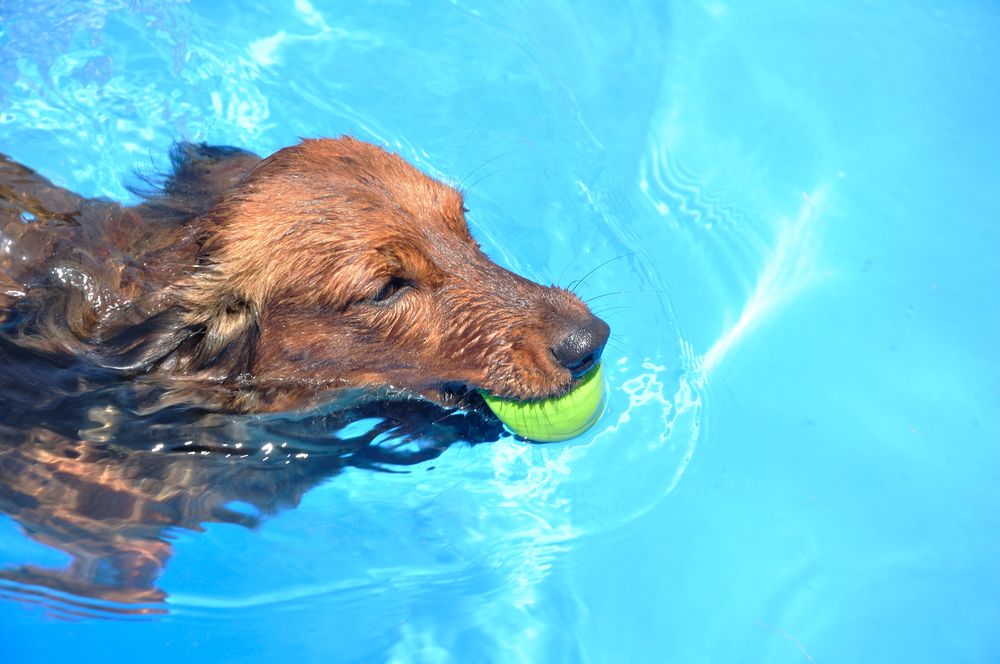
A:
<box><xmin>1</xmin><ymin>1</ymin><xmax>998</xmax><ymax>661</ymax></box>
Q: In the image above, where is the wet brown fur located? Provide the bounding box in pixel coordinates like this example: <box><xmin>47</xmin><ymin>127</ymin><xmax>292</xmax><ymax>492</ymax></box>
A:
<box><xmin>1</xmin><ymin>137</ymin><xmax>601</xmax><ymax>412</ymax></box>
<box><xmin>0</xmin><ymin>138</ymin><xmax>606</xmax><ymax>609</ymax></box>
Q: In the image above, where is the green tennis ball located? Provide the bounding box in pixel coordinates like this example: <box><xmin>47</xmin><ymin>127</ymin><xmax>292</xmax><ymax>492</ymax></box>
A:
<box><xmin>480</xmin><ymin>364</ymin><xmax>606</xmax><ymax>442</ymax></box>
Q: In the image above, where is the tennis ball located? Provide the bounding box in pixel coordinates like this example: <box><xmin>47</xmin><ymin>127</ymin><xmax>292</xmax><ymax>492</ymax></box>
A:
<box><xmin>481</xmin><ymin>364</ymin><xmax>606</xmax><ymax>442</ymax></box>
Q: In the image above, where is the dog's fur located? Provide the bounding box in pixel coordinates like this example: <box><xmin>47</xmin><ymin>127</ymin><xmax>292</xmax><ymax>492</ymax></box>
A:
<box><xmin>0</xmin><ymin>137</ymin><xmax>608</xmax><ymax>610</ymax></box>
<box><xmin>1</xmin><ymin>137</ymin><xmax>607</xmax><ymax>413</ymax></box>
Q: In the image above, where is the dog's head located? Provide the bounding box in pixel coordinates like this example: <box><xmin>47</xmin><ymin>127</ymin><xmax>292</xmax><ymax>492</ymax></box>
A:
<box><xmin>178</xmin><ymin>137</ymin><xmax>608</xmax><ymax>408</ymax></box>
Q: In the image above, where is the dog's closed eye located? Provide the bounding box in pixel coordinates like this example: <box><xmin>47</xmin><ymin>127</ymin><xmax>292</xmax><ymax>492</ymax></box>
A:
<box><xmin>370</xmin><ymin>275</ymin><xmax>412</xmax><ymax>304</ymax></box>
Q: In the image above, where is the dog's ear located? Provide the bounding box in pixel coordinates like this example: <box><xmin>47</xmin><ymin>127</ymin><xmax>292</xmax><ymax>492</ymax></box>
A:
<box><xmin>128</xmin><ymin>142</ymin><xmax>262</xmax><ymax>224</ymax></box>
<box><xmin>96</xmin><ymin>284</ymin><xmax>259</xmax><ymax>381</ymax></box>
<box><xmin>173</xmin><ymin>287</ymin><xmax>260</xmax><ymax>378</ymax></box>
<box><xmin>95</xmin><ymin>307</ymin><xmax>196</xmax><ymax>373</ymax></box>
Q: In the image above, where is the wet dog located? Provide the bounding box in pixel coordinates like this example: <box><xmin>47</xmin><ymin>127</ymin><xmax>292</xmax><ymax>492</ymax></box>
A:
<box><xmin>0</xmin><ymin>138</ymin><xmax>609</xmax><ymax>610</ymax></box>
<box><xmin>1</xmin><ymin>137</ymin><xmax>608</xmax><ymax>412</ymax></box>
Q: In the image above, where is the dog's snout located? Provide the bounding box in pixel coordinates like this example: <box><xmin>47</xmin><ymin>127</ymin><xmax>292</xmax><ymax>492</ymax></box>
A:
<box><xmin>550</xmin><ymin>316</ymin><xmax>610</xmax><ymax>378</ymax></box>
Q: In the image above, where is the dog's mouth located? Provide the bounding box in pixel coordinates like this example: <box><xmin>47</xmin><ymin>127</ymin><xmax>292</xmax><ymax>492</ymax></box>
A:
<box><xmin>434</xmin><ymin>382</ymin><xmax>487</xmax><ymax>411</ymax></box>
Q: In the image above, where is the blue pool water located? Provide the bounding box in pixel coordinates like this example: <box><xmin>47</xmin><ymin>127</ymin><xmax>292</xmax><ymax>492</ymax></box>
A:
<box><xmin>1</xmin><ymin>1</ymin><xmax>998</xmax><ymax>661</ymax></box>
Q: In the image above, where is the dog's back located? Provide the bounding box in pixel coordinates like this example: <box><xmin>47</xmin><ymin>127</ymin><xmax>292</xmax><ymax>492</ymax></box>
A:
<box><xmin>0</xmin><ymin>145</ymin><xmax>260</xmax><ymax>337</ymax></box>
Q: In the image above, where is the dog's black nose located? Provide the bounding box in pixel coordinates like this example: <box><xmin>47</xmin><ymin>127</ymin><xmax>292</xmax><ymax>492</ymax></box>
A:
<box><xmin>551</xmin><ymin>316</ymin><xmax>610</xmax><ymax>378</ymax></box>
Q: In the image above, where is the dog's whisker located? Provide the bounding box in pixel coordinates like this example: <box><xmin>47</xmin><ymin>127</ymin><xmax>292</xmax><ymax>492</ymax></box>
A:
<box><xmin>566</xmin><ymin>252</ymin><xmax>635</xmax><ymax>294</ymax></box>
<box><xmin>462</xmin><ymin>168</ymin><xmax>505</xmax><ymax>194</ymax></box>
<box><xmin>606</xmin><ymin>337</ymin><xmax>643</xmax><ymax>359</ymax></box>
<box><xmin>457</xmin><ymin>151</ymin><xmax>513</xmax><ymax>192</ymax></box>
<box><xmin>584</xmin><ymin>288</ymin><xmax>669</xmax><ymax>304</ymax></box>
<box><xmin>591</xmin><ymin>305</ymin><xmax>633</xmax><ymax>318</ymax></box>
<box><xmin>457</xmin><ymin>111</ymin><xmax>489</xmax><ymax>166</ymax></box>
<box><xmin>555</xmin><ymin>257</ymin><xmax>581</xmax><ymax>290</ymax></box>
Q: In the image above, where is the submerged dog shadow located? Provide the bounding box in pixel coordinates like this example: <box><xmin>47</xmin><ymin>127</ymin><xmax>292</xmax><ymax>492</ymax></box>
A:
<box><xmin>0</xmin><ymin>346</ymin><xmax>503</xmax><ymax>617</ymax></box>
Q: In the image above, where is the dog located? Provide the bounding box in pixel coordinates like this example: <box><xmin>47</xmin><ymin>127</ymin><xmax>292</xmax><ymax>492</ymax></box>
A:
<box><xmin>0</xmin><ymin>137</ymin><xmax>609</xmax><ymax>610</ymax></box>
<box><xmin>1</xmin><ymin>137</ymin><xmax>609</xmax><ymax>412</ymax></box>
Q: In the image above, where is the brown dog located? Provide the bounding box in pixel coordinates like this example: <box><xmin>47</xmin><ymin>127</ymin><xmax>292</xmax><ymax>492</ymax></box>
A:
<box><xmin>0</xmin><ymin>137</ymin><xmax>608</xmax><ymax>412</ymax></box>
<box><xmin>0</xmin><ymin>138</ymin><xmax>609</xmax><ymax>609</ymax></box>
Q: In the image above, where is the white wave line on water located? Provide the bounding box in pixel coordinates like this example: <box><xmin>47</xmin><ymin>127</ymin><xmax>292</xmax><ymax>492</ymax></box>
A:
<box><xmin>638</xmin><ymin>184</ymin><xmax>828</xmax><ymax>502</ymax></box>
<box><xmin>697</xmin><ymin>185</ymin><xmax>828</xmax><ymax>378</ymax></box>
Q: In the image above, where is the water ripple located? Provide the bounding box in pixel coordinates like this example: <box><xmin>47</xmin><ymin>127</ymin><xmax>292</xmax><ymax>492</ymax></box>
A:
<box><xmin>1</xmin><ymin>2</ymin><xmax>271</xmax><ymax>199</ymax></box>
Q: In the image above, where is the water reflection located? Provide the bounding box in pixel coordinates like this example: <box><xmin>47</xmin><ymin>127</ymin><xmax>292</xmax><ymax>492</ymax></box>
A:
<box><xmin>0</xmin><ymin>347</ymin><xmax>502</xmax><ymax>616</ymax></box>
